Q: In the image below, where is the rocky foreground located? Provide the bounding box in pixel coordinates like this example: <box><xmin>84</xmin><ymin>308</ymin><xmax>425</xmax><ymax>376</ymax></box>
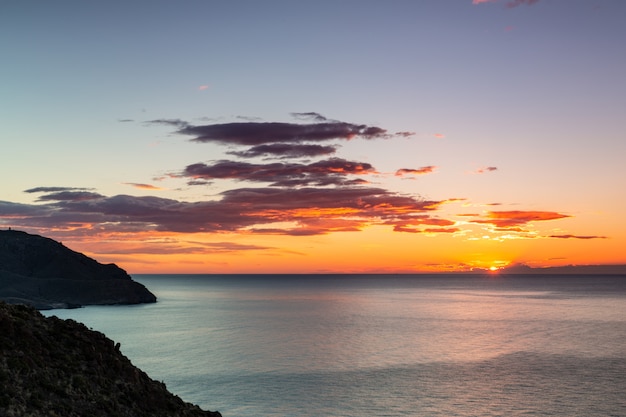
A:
<box><xmin>0</xmin><ymin>230</ymin><xmax>156</xmax><ymax>309</ymax></box>
<box><xmin>0</xmin><ymin>301</ymin><xmax>222</xmax><ymax>416</ymax></box>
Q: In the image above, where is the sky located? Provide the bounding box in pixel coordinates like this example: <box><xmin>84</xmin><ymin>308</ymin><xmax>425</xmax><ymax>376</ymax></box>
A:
<box><xmin>1</xmin><ymin>0</ymin><xmax>625</xmax><ymax>274</ymax></box>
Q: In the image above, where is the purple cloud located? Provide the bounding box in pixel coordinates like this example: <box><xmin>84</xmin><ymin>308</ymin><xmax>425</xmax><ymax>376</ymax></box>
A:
<box><xmin>290</xmin><ymin>112</ymin><xmax>329</xmax><ymax>121</ymax></box>
<box><xmin>179</xmin><ymin>158</ymin><xmax>376</xmax><ymax>187</ymax></box>
<box><xmin>146</xmin><ymin>119</ymin><xmax>190</xmax><ymax>129</ymax></box>
<box><xmin>1</xmin><ymin>186</ymin><xmax>443</xmax><ymax>236</ymax></box>
<box><xmin>24</xmin><ymin>186</ymin><xmax>95</xmax><ymax>194</ymax></box>
<box><xmin>227</xmin><ymin>143</ymin><xmax>337</xmax><ymax>159</ymax></box>
<box><xmin>178</xmin><ymin>121</ymin><xmax>389</xmax><ymax>146</ymax></box>
<box><xmin>506</xmin><ymin>0</ymin><xmax>540</xmax><ymax>8</ymax></box>
<box><xmin>3</xmin><ymin>112</ymin><xmax>597</xmax><ymax>245</ymax></box>
<box><xmin>34</xmin><ymin>191</ymin><xmax>105</xmax><ymax>202</ymax></box>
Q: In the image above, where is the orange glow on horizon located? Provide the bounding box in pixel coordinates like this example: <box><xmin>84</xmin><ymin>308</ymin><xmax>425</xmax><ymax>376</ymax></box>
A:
<box><xmin>255</xmin><ymin>207</ymin><xmax>363</xmax><ymax>219</ymax></box>
<box><xmin>8</xmin><ymin>206</ymin><xmax>625</xmax><ymax>275</ymax></box>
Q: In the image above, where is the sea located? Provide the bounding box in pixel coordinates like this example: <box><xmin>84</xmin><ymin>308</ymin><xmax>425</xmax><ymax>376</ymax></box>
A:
<box><xmin>44</xmin><ymin>274</ymin><xmax>626</xmax><ymax>417</ymax></box>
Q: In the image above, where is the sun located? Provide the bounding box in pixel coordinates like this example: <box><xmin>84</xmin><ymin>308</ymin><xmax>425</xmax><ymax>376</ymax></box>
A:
<box><xmin>487</xmin><ymin>265</ymin><xmax>504</xmax><ymax>274</ymax></box>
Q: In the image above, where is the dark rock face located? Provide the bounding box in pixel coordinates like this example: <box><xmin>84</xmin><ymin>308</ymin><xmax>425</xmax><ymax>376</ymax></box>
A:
<box><xmin>0</xmin><ymin>230</ymin><xmax>156</xmax><ymax>309</ymax></box>
<box><xmin>0</xmin><ymin>301</ymin><xmax>221</xmax><ymax>416</ymax></box>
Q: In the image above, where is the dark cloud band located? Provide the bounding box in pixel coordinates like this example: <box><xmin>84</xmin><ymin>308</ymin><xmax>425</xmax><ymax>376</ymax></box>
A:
<box><xmin>178</xmin><ymin>121</ymin><xmax>389</xmax><ymax>145</ymax></box>
<box><xmin>24</xmin><ymin>186</ymin><xmax>95</xmax><ymax>194</ymax></box>
<box><xmin>227</xmin><ymin>143</ymin><xmax>337</xmax><ymax>158</ymax></box>
<box><xmin>180</xmin><ymin>158</ymin><xmax>375</xmax><ymax>187</ymax></box>
<box><xmin>1</xmin><ymin>186</ymin><xmax>441</xmax><ymax>236</ymax></box>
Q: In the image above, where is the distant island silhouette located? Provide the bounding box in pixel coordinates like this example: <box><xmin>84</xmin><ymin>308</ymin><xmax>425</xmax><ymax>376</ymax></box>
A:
<box><xmin>0</xmin><ymin>230</ymin><xmax>156</xmax><ymax>309</ymax></box>
<box><xmin>495</xmin><ymin>263</ymin><xmax>626</xmax><ymax>275</ymax></box>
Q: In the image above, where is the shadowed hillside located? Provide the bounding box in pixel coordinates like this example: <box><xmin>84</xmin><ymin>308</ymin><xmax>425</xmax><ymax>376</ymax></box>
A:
<box><xmin>0</xmin><ymin>230</ymin><xmax>156</xmax><ymax>309</ymax></box>
<box><xmin>0</xmin><ymin>301</ymin><xmax>221</xmax><ymax>416</ymax></box>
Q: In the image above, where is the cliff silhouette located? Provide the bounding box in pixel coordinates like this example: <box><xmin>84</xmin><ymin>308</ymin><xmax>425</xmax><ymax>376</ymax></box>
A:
<box><xmin>0</xmin><ymin>230</ymin><xmax>156</xmax><ymax>309</ymax></box>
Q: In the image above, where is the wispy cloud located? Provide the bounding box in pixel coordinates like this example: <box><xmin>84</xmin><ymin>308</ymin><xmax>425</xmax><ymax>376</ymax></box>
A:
<box><xmin>472</xmin><ymin>0</ymin><xmax>540</xmax><ymax>7</ymax></box>
<box><xmin>394</xmin><ymin>226</ymin><xmax>460</xmax><ymax>234</ymax></box>
<box><xmin>471</xmin><ymin>210</ymin><xmax>570</xmax><ymax>229</ymax></box>
<box><xmin>549</xmin><ymin>234</ymin><xmax>607</xmax><ymax>240</ymax></box>
<box><xmin>475</xmin><ymin>166</ymin><xmax>498</xmax><ymax>174</ymax></box>
<box><xmin>96</xmin><ymin>240</ymin><xmax>272</xmax><ymax>255</ymax></box>
<box><xmin>506</xmin><ymin>0</ymin><xmax>540</xmax><ymax>8</ymax></box>
<box><xmin>146</xmin><ymin>119</ymin><xmax>190</xmax><ymax>129</ymax></box>
<box><xmin>123</xmin><ymin>183</ymin><xmax>164</xmax><ymax>191</ymax></box>
<box><xmin>24</xmin><ymin>186</ymin><xmax>95</xmax><ymax>194</ymax></box>
<box><xmin>290</xmin><ymin>112</ymin><xmax>329</xmax><ymax>122</ymax></box>
<box><xmin>227</xmin><ymin>143</ymin><xmax>337</xmax><ymax>159</ymax></box>
<box><xmin>395</xmin><ymin>166</ymin><xmax>437</xmax><ymax>177</ymax></box>
<box><xmin>391</xmin><ymin>215</ymin><xmax>459</xmax><ymax>234</ymax></box>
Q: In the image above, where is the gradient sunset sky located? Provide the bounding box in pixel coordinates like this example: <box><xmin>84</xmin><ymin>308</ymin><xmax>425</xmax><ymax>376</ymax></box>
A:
<box><xmin>1</xmin><ymin>0</ymin><xmax>625</xmax><ymax>273</ymax></box>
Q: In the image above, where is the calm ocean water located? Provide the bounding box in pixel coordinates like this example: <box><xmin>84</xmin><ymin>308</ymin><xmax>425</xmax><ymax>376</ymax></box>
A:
<box><xmin>45</xmin><ymin>274</ymin><xmax>626</xmax><ymax>417</ymax></box>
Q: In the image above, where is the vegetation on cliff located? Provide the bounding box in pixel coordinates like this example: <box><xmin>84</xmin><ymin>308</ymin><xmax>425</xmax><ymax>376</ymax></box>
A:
<box><xmin>0</xmin><ymin>301</ymin><xmax>221</xmax><ymax>416</ymax></box>
<box><xmin>0</xmin><ymin>230</ymin><xmax>156</xmax><ymax>309</ymax></box>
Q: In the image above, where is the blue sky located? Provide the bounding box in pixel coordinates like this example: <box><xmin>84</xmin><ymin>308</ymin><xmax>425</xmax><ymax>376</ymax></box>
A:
<box><xmin>1</xmin><ymin>0</ymin><xmax>625</xmax><ymax>273</ymax></box>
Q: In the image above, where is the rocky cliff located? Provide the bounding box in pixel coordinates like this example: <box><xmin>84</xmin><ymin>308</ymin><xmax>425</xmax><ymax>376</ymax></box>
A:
<box><xmin>0</xmin><ymin>230</ymin><xmax>156</xmax><ymax>309</ymax></box>
<box><xmin>0</xmin><ymin>301</ymin><xmax>221</xmax><ymax>416</ymax></box>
